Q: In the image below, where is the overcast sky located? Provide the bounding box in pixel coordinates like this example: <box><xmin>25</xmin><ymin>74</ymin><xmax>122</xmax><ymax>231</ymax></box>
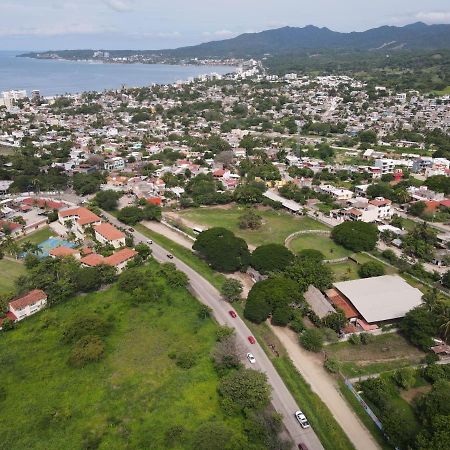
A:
<box><xmin>1</xmin><ymin>0</ymin><xmax>450</xmax><ymax>50</ymax></box>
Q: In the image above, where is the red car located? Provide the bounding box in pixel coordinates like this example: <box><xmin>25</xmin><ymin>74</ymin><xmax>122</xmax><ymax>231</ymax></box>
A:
<box><xmin>298</xmin><ymin>444</ymin><xmax>309</xmax><ymax>450</ymax></box>
<box><xmin>248</xmin><ymin>336</ymin><xmax>256</xmax><ymax>344</ymax></box>
<box><xmin>229</xmin><ymin>310</ymin><xmax>237</xmax><ymax>318</ymax></box>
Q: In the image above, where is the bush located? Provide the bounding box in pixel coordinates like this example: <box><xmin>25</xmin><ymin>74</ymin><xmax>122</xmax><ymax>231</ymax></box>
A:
<box><xmin>62</xmin><ymin>314</ymin><xmax>111</xmax><ymax>344</ymax></box>
<box><xmin>359</xmin><ymin>332</ymin><xmax>375</xmax><ymax>345</ymax></box>
<box><xmin>299</xmin><ymin>329</ymin><xmax>324</xmax><ymax>352</ymax></box>
<box><xmin>331</xmin><ymin>221</ymin><xmax>378</xmax><ymax>252</ymax></box>
<box><xmin>220</xmin><ymin>278</ymin><xmax>243</xmax><ymax>302</ymax></box>
<box><xmin>297</xmin><ymin>249</ymin><xmax>325</xmax><ymax>263</ymax></box>
<box><xmin>358</xmin><ymin>261</ymin><xmax>385</xmax><ymax>278</ymax></box>
<box><xmin>324</xmin><ymin>358</ymin><xmax>340</xmax><ymax>373</ymax></box>
<box><xmin>392</xmin><ymin>367</ymin><xmax>415</xmax><ymax>390</ymax></box>
<box><xmin>69</xmin><ymin>335</ymin><xmax>105</xmax><ymax>368</ymax></box>
<box><xmin>118</xmin><ymin>269</ymin><xmax>146</xmax><ymax>292</ymax></box>
<box><xmin>348</xmin><ymin>334</ymin><xmax>361</xmax><ymax>345</ymax></box>
<box><xmin>423</xmin><ymin>364</ymin><xmax>449</xmax><ymax>383</ymax></box>
<box><xmin>322</xmin><ymin>327</ymin><xmax>339</xmax><ymax>343</ymax></box>
<box><xmin>169</xmin><ymin>349</ymin><xmax>197</xmax><ymax>369</ymax></box>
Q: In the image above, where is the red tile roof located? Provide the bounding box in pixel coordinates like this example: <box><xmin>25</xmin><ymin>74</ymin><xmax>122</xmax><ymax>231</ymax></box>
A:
<box><xmin>49</xmin><ymin>246</ymin><xmax>79</xmax><ymax>257</ymax></box>
<box><xmin>146</xmin><ymin>197</ymin><xmax>162</xmax><ymax>206</ymax></box>
<box><xmin>22</xmin><ymin>197</ymin><xmax>65</xmax><ymax>210</ymax></box>
<box><xmin>94</xmin><ymin>223</ymin><xmax>125</xmax><ymax>241</ymax></box>
<box><xmin>80</xmin><ymin>253</ymin><xmax>105</xmax><ymax>267</ymax></box>
<box><xmin>9</xmin><ymin>289</ymin><xmax>47</xmax><ymax>311</ymax></box>
<box><xmin>59</xmin><ymin>207</ymin><xmax>101</xmax><ymax>226</ymax></box>
<box><xmin>369</xmin><ymin>198</ymin><xmax>391</xmax><ymax>207</ymax></box>
<box><xmin>104</xmin><ymin>248</ymin><xmax>137</xmax><ymax>266</ymax></box>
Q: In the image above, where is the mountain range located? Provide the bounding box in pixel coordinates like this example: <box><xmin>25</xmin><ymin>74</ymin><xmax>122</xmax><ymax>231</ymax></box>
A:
<box><xmin>20</xmin><ymin>22</ymin><xmax>450</xmax><ymax>60</ymax></box>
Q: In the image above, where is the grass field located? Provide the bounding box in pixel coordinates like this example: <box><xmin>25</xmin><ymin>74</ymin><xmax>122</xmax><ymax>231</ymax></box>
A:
<box><xmin>0</xmin><ymin>264</ymin><xmax>244</xmax><ymax>450</ymax></box>
<box><xmin>325</xmin><ymin>333</ymin><xmax>425</xmax><ymax>378</ymax></box>
<box><xmin>328</xmin><ymin>260</ymin><xmax>360</xmax><ymax>282</ymax></box>
<box><xmin>0</xmin><ymin>259</ymin><xmax>26</xmax><ymax>295</ymax></box>
<box><xmin>289</xmin><ymin>234</ymin><xmax>351</xmax><ymax>259</ymax></box>
<box><xmin>176</xmin><ymin>207</ymin><xmax>329</xmax><ymax>247</ymax></box>
<box><xmin>18</xmin><ymin>226</ymin><xmax>54</xmax><ymax>245</ymax></box>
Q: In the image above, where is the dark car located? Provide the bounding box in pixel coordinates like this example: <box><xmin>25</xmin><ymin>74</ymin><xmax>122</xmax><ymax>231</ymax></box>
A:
<box><xmin>248</xmin><ymin>336</ymin><xmax>256</xmax><ymax>344</ymax></box>
<box><xmin>229</xmin><ymin>310</ymin><xmax>237</xmax><ymax>318</ymax></box>
<box><xmin>167</xmin><ymin>253</ymin><xmax>174</xmax><ymax>259</ymax></box>
<box><xmin>298</xmin><ymin>444</ymin><xmax>309</xmax><ymax>450</ymax></box>
<box><xmin>128</xmin><ymin>227</ymin><xmax>135</xmax><ymax>232</ymax></box>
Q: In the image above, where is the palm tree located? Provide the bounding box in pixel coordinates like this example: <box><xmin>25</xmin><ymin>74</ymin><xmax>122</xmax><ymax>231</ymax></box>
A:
<box><xmin>439</xmin><ymin>306</ymin><xmax>450</xmax><ymax>342</ymax></box>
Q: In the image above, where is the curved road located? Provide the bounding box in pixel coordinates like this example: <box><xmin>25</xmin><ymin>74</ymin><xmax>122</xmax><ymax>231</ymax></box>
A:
<box><xmin>104</xmin><ymin>212</ymin><xmax>324</xmax><ymax>450</ymax></box>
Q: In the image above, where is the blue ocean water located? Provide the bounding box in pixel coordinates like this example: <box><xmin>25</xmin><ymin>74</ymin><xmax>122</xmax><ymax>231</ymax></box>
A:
<box><xmin>0</xmin><ymin>51</ymin><xmax>234</xmax><ymax>96</ymax></box>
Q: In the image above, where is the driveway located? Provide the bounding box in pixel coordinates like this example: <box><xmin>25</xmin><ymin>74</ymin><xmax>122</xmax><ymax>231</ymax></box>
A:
<box><xmin>103</xmin><ymin>211</ymin><xmax>324</xmax><ymax>450</ymax></box>
<box><xmin>271</xmin><ymin>326</ymin><xmax>380</xmax><ymax>450</ymax></box>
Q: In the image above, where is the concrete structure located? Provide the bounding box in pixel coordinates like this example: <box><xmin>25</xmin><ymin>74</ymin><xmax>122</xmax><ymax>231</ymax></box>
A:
<box><xmin>304</xmin><ymin>285</ymin><xmax>336</xmax><ymax>319</ymax></box>
<box><xmin>263</xmin><ymin>190</ymin><xmax>301</xmax><ymax>213</ymax></box>
<box><xmin>104</xmin><ymin>157</ymin><xmax>125</xmax><ymax>171</ymax></box>
<box><xmin>318</xmin><ymin>184</ymin><xmax>353</xmax><ymax>201</ymax></box>
<box><xmin>94</xmin><ymin>223</ymin><xmax>126</xmax><ymax>248</ymax></box>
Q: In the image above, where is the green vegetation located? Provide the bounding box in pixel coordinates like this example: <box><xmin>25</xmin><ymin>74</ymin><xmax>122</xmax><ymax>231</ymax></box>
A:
<box><xmin>289</xmin><ymin>233</ymin><xmax>351</xmax><ymax>259</ymax></box>
<box><xmin>325</xmin><ymin>333</ymin><xmax>425</xmax><ymax>378</ymax></box>
<box><xmin>17</xmin><ymin>226</ymin><xmax>54</xmax><ymax>245</ymax></box>
<box><xmin>0</xmin><ymin>263</ymin><xmax>249</xmax><ymax>449</ymax></box>
<box><xmin>0</xmin><ymin>259</ymin><xmax>26</xmax><ymax>295</ymax></box>
<box><xmin>328</xmin><ymin>260</ymin><xmax>360</xmax><ymax>282</ymax></box>
<box><xmin>250</xmin><ymin>243</ymin><xmax>294</xmax><ymax>274</ymax></box>
<box><xmin>331</xmin><ymin>221</ymin><xmax>378</xmax><ymax>252</ymax></box>
<box><xmin>177</xmin><ymin>206</ymin><xmax>328</xmax><ymax>247</ymax></box>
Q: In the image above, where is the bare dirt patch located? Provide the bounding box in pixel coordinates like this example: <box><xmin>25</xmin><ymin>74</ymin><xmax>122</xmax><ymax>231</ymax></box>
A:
<box><xmin>400</xmin><ymin>385</ymin><xmax>432</xmax><ymax>404</ymax></box>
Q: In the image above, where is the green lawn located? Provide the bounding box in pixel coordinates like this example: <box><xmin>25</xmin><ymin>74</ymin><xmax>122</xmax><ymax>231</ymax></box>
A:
<box><xmin>0</xmin><ymin>264</ymin><xmax>245</xmax><ymax>450</ymax></box>
<box><xmin>289</xmin><ymin>234</ymin><xmax>352</xmax><ymax>259</ymax></box>
<box><xmin>328</xmin><ymin>260</ymin><xmax>360</xmax><ymax>282</ymax></box>
<box><xmin>177</xmin><ymin>207</ymin><xmax>329</xmax><ymax>247</ymax></box>
<box><xmin>326</xmin><ymin>333</ymin><xmax>425</xmax><ymax>378</ymax></box>
<box><xmin>0</xmin><ymin>259</ymin><xmax>26</xmax><ymax>295</ymax></box>
<box><xmin>18</xmin><ymin>226</ymin><xmax>54</xmax><ymax>245</ymax></box>
<box><xmin>432</xmin><ymin>85</ymin><xmax>450</xmax><ymax>95</ymax></box>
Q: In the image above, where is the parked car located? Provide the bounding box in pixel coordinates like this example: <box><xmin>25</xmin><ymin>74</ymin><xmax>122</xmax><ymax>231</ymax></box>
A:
<box><xmin>128</xmin><ymin>227</ymin><xmax>135</xmax><ymax>232</ymax></box>
<box><xmin>298</xmin><ymin>443</ymin><xmax>309</xmax><ymax>450</ymax></box>
<box><xmin>247</xmin><ymin>336</ymin><xmax>256</xmax><ymax>344</ymax></box>
<box><xmin>246</xmin><ymin>352</ymin><xmax>256</xmax><ymax>364</ymax></box>
<box><xmin>229</xmin><ymin>310</ymin><xmax>237</xmax><ymax>318</ymax></box>
<box><xmin>147</xmin><ymin>239</ymin><xmax>153</xmax><ymax>244</ymax></box>
<box><xmin>167</xmin><ymin>253</ymin><xmax>174</xmax><ymax>259</ymax></box>
<box><xmin>294</xmin><ymin>411</ymin><xmax>310</xmax><ymax>429</ymax></box>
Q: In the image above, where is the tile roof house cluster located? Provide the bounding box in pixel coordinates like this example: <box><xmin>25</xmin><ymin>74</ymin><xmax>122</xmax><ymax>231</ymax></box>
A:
<box><xmin>0</xmin><ymin>289</ymin><xmax>47</xmax><ymax>329</ymax></box>
<box><xmin>80</xmin><ymin>247</ymin><xmax>137</xmax><ymax>273</ymax></box>
<box><xmin>94</xmin><ymin>223</ymin><xmax>126</xmax><ymax>248</ymax></box>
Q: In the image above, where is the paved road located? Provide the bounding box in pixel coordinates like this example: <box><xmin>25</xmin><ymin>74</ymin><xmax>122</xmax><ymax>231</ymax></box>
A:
<box><xmin>103</xmin><ymin>212</ymin><xmax>324</xmax><ymax>450</ymax></box>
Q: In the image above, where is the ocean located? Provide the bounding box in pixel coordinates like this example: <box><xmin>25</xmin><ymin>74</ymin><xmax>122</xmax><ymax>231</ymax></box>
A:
<box><xmin>0</xmin><ymin>51</ymin><xmax>234</xmax><ymax>96</ymax></box>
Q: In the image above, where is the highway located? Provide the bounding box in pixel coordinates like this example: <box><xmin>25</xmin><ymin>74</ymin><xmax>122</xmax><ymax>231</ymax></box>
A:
<box><xmin>103</xmin><ymin>211</ymin><xmax>325</xmax><ymax>450</ymax></box>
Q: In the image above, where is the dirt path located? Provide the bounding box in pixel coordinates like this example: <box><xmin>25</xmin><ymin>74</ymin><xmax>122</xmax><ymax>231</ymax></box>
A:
<box><xmin>271</xmin><ymin>326</ymin><xmax>381</xmax><ymax>450</ymax></box>
<box><xmin>142</xmin><ymin>221</ymin><xmax>193</xmax><ymax>250</ymax></box>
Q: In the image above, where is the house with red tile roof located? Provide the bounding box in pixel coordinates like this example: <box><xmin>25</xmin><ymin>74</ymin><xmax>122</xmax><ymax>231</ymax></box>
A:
<box><xmin>80</xmin><ymin>248</ymin><xmax>137</xmax><ymax>273</ymax></box>
<box><xmin>58</xmin><ymin>207</ymin><xmax>101</xmax><ymax>235</ymax></box>
<box><xmin>8</xmin><ymin>289</ymin><xmax>47</xmax><ymax>322</ymax></box>
<box><xmin>94</xmin><ymin>223</ymin><xmax>125</xmax><ymax>249</ymax></box>
<box><xmin>49</xmin><ymin>246</ymin><xmax>80</xmax><ymax>259</ymax></box>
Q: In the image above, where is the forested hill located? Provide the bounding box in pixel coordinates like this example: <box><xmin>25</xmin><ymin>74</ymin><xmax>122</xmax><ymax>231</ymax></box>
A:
<box><xmin>20</xmin><ymin>22</ymin><xmax>450</xmax><ymax>61</ymax></box>
<box><xmin>166</xmin><ymin>22</ymin><xmax>450</xmax><ymax>58</ymax></box>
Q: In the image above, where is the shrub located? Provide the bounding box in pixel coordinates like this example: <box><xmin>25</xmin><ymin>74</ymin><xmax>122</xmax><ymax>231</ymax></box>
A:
<box><xmin>220</xmin><ymin>278</ymin><xmax>243</xmax><ymax>302</ymax></box>
<box><xmin>299</xmin><ymin>329</ymin><xmax>324</xmax><ymax>352</ymax></box>
<box><xmin>62</xmin><ymin>314</ymin><xmax>111</xmax><ymax>344</ymax></box>
<box><xmin>423</xmin><ymin>364</ymin><xmax>449</xmax><ymax>383</ymax></box>
<box><xmin>348</xmin><ymin>334</ymin><xmax>361</xmax><ymax>345</ymax></box>
<box><xmin>324</xmin><ymin>358</ymin><xmax>341</xmax><ymax>373</ymax></box>
<box><xmin>358</xmin><ymin>261</ymin><xmax>385</xmax><ymax>278</ymax></box>
<box><xmin>271</xmin><ymin>305</ymin><xmax>292</xmax><ymax>327</ymax></box>
<box><xmin>250</xmin><ymin>244</ymin><xmax>294</xmax><ymax>274</ymax></box>
<box><xmin>322</xmin><ymin>327</ymin><xmax>339</xmax><ymax>343</ymax></box>
<box><xmin>392</xmin><ymin>367</ymin><xmax>415</xmax><ymax>390</ymax></box>
<box><xmin>69</xmin><ymin>335</ymin><xmax>105</xmax><ymax>368</ymax></box>
<box><xmin>360</xmin><ymin>332</ymin><xmax>375</xmax><ymax>345</ymax></box>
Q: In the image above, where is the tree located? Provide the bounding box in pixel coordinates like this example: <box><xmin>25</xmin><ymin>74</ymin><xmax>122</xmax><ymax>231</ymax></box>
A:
<box><xmin>62</xmin><ymin>313</ymin><xmax>112</xmax><ymax>344</ymax></box>
<box><xmin>283</xmin><ymin>257</ymin><xmax>333</xmax><ymax>292</ymax></box>
<box><xmin>271</xmin><ymin>305</ymin><xmax>292</xmax><ymax>326</ymax></box>
<box><xmin>118</xmin><ymin>269</ymin><xmax>146</xmax><ymax>292</ymax></box>
<box><xmin>321</xmin><ymin>310</ymin><xmax>347</xmax><ymax>332</ymax></box>
<box><xmin>358</xmin><ymin>261</ymin><xmax>385</xmax><ymax>278</ymax></box>
<box><xmin>392</xmin><ymin>367</ymin><xmax>415</xmax><ymax>389</ymax></box>
<box><xmin>297</xmin><ymin>249</ymin><xmax>325</xmax><ymax>263</ymax></box>
<box><xmin>331</xmin><ymin>221</ymin><xmax>378</xmax><ymax>252</ymax></box>
<box><xmin>134</xmin><ymin>243</ymin><xmax>152</xmax><ymax>260</ymax></box>
<box><xmin>117</xmin><ymin>206</ymin><xmax>143</xmax><ymax>225</ymax></box>
<box><xmin>408</xmin><ymin>201</ymin><xmax>427</xmax><ymax>217</ymax></box>
<box><xmin>212</xmin><ymin>335</ymin><xmax>241</xmax><ymax>372</ymax></box>
<box><xmin>250</xmin><ymin>244</ymin><xmax>294</xmax><ymax>275</ymax></box>
<box><xmin>403</xmin><ymin>223</ymin><xmax>437</xmax><ymax>261</ymax></box>
<box><xmin>381</xmin><ymin>404</ymin><xmax>417</xmax><ymax>449</ymax></box>
<box><xmin>238</xmin><ymin>209</ymin><xmax>262</xmax><ymax>230</ymax></box>
<box><xmin>75</xmin><ymin>267</ymin><xmax>102</xmax><ymax>292</ymax></box>
<box><xmin>220</xmin><ymin>278</ymin><xmax>243</xmax><ymax>302</ymax></box>
<box><xmin>219</xmin><ymin>368</ymin><xmax>271</xmax><ymax>412</ymax></box>
<box><xmin>358</xmin><ymin>130</ymin><xmax>377</xmax><ymax>144</ymax></box>
<box><xmin>159</xmin><ymin>263</ymin><xmax>189</xmax><ymax>288</ymax></box>
<box><xmin>400</xmin><ymin>306</ymin><xmax>438</xmax><ymax>350</ymax></box>
<box><xmin>94</xmin><ymin>190</ymin><xmax>121</xmax><ymax>211</ymax></box>
<box><xmin>416</xmin><ymin>414</ymin><xmax>450</xmax><ymax>450</ymax></box>
<box><xmin>415</xmin><ymin>380</ymin><xmax>450</xmax><ymax>425</ymax></box>
<box><xmin>299</xmin><ymin>329</ymin><xmax>324</xmax><ymax>352</ymax></box>
<box><xmin>424</xmin><ymin>175</ymin><xmax>450</xmax><ymax>195</ymax></box>
<box><xmin>193</xmin><ymin>228</ymin><xmax>250</xmax><ymax>272</ymax></box>
<box><xmin>244</xmin><ymin>277</ymin><xmax>300</xmax><ymax>324</ymax></box>
<box><xmin>142</xmin><ymin>204</ymin><xmax>162</xmax><ymax>221</ymax></box>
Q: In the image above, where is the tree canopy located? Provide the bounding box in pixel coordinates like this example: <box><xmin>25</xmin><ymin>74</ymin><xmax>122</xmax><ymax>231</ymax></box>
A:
<box><xmin>250</xmin><ymin>244</ymin><xmax>294</xmax><ymax>275</ymax></box>
<box><xmin>331</xmin><ymin>221</ymin><xmax>378</xmax><ymax>252</ymax></box>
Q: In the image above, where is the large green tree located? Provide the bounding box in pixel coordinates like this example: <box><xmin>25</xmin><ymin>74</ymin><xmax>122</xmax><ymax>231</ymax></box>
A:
<box><xmin>331</xmin><ymin>221</ymin><xmax>378</xmax><ymax>252</ymax></box>
<box><xmin>193</xmin><ymin>227</ymin><xmax>250</xmax><ymax>272</ymax></box>
<box><xmin>250</xmin><ymin>244</ymin><xmax>294</xmax><ymax>275</ymax></box>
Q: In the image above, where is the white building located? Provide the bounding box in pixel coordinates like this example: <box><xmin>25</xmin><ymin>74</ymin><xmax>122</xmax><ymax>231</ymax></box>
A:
<box><xmin>8</xmin><ymin>289</ymin><xmax>47</xmax><ymax>322</ymax></box>
<box><xmin>104</xmin><ymin>157</ymin><xmax>125</xmax><ymax>171</ymax></box>
<box><xmin>374</xmin><ymin>158</ymin><xmax>396</xmax><ymax>174</ymax></box>
<box><xmin>318</xmin><ymin>184</ymin><xmax>354</xmax><ymax>201</ymax></box>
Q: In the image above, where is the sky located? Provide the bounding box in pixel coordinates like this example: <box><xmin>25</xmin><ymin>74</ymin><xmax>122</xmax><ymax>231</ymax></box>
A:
<box><xmin>1</xmin><ymin>0</ymin><xmax>450</xmax><ymax>51</ymax></box>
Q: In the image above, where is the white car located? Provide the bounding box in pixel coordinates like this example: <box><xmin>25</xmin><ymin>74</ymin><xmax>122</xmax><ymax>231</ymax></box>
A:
<box><xmin>246</xmin><ymin>352</ymin><xmax>256</xmax><ymax>364</ymax></box>
<box><xmin>147</xmin><ymin>239</ymin><xmax>153</xmax><ymax>244</ymax></box>
<box><xmin>294</xmin><ymin>410</ymin><xmax>310</xmax><ymax>429</ymax></box>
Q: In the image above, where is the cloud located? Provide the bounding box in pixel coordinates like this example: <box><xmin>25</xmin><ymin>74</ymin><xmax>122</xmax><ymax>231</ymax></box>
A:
<box><xmin>103</xmin><ymin>0</ymin><xmax>132</xmax><ymax>12</ymax></box>
<box><xmin>415</xmin><ymin>11</ymin><xmax>450</xmax><ymax>24</ymax></box>
<box><xmin>0</xmin><ymin>23</ymin><xmax>117</xmax><ymax>37</ymax></box>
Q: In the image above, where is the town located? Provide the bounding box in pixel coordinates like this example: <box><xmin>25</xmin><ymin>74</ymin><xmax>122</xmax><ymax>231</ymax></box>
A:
<box><xmin>0</xmin><ymin>64</ymin><xmax>449</xmax><ymax>450</ymax></box>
